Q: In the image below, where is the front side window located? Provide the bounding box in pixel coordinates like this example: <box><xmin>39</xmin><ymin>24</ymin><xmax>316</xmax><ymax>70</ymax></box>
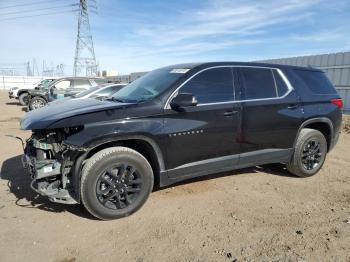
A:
<box><xmin>180</xmin><ymin>67</ymin><xmax>234</xmax><ymax>104</ymax></box>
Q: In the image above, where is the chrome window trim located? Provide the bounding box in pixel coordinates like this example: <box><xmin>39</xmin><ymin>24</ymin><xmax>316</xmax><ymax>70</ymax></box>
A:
<box><xmin>164</xmin><ymin>65</ymin><xmax>294</xmax><ymax>109</ymax></box>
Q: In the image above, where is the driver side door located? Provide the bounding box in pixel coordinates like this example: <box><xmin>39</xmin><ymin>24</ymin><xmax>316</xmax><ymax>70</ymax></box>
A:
<box><xmin>163</xmin><ymin>67</ymin><xmax>242</xmax><ymax>179</ymax></box>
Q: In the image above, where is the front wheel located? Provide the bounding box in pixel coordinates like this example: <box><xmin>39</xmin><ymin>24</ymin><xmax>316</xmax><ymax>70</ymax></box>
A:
<box><xmin>29</xmin><ymin>96</ymin><xmax>47</xmax><ymax>110</ymax></box>
<box><xmin>81</xmin><ymin>147</ymin><xmax>154</xmax><ymax>220</ymax></box>
<box><xmin>287</xmin><ymin>128</ymin><xmax>327</xmax><ymax>177</ymax></box>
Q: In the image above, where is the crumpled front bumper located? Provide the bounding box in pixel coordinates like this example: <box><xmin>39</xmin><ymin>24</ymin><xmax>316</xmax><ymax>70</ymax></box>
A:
<box><xmin>22</xmin><ymin>153</ymin><xmax>77</xmax><ymax>205</ymax></box>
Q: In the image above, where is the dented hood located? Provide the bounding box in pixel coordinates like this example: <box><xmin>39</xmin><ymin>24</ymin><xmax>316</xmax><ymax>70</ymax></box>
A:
<box><xmin>21</xmin><ymin>98</ymin><xmax>133</xmax><ymax>130</ymax></box>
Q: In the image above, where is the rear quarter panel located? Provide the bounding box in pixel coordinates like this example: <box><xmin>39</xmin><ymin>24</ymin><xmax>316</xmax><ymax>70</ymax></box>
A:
<box><xmin>285</xmin><ymin>68</ymin><xmax>342</xmax><ymax>141</ymax></box>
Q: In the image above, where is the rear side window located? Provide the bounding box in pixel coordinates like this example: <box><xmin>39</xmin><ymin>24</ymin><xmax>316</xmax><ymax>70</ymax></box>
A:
<box><xmin>294</xmin><ymin>70</ymin><xmax>336</xmax><ymax>94</ymax></box>
<box><xmin>240</xmin><ymin>68</ymin><xmax>277</xmax><ymax>99</ymax></box>
<box><xmin>180</xmin><ymin>67</ymin><xmax>234</xmax><ymax>104</ymax></box>
<box><xmin>273</xmin><ymin>70</ymin><xmax>289</xmax><ymax>96</ymax></box>
<box><xmin>240</xmin><ymin>68</ymin><xmax>290</xmax><ymax>100</ymax></box>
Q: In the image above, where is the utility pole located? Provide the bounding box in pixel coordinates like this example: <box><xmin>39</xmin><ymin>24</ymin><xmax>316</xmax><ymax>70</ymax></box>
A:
<box><xmin>73</xmin><ymin>0</ymin><xmax>97</xmax><ymax>76</ymax></box>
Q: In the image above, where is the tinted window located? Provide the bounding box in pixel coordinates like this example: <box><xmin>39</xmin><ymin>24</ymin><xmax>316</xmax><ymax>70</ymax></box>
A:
<box><xmin>95</xmin><ymin>85</ymin><xmax>123</xmax><ymax>96</ymax></box>
<box><xmin>273</xmin><ymin>70</ymin><xmax>289</xmax><ymax>96</ymax></box>
<box><xmin>180</xmin><ymin>67</ymin><xmax>234</xmax><ymax>104</ymax></box>
<box><xmin>294</xmin><ymin>70</ymin><xmax>336</xmax><ymax>94</ymax></box>
<box><xmin>240</xmin><ymin>68</ymin><xmax>277</xmax><ymax>99</ymax></box>
<box><xmin>112</xmin><ymin>68</ymin><xmax>186</xmax><ymax>102</ymax></box>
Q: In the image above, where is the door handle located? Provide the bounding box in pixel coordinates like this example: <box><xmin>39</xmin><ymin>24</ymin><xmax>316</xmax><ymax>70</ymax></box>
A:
<box><xmin>224</xmin><ymin>110</ymin><xmax>238</xmax><ymax>116</ymax></box>
<box><xmin>287</xmin><ymin>104</ymin><xmax>298</xmax><ymax>110</ymax></box>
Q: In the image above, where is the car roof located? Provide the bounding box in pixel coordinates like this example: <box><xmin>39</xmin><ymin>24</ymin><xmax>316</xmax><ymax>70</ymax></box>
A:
<box><xmin>160</xmin><ymin>61</ymin><xmax>322</xmax><ymax>72</ymax></box>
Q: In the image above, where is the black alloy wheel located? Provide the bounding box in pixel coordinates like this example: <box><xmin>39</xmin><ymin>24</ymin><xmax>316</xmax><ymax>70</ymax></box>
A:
<box><xmin>287</xmin><ymin>128</ymin><xmax>327</xmax><ymax>177</ymax></box>
<box><xmin>81</xmin><ymin>147</ymin><xmax>154</xmax><ymax>220</ymax></box>
<box><xmin>96</xmin><ymin>164</ymin><xmax>143</xmax><ymax>210</ymax></box>
<box><xmin>301</xmin><ymin>139</ymin><xmax>322</xmax><ymax>171</ymax></box>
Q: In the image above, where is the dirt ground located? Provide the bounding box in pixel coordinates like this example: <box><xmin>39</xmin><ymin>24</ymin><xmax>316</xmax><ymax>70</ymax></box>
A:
<box><xmin>0</xmin><ymin>90</ymin><xmax>349</xmax><ymax>262</ymax></box>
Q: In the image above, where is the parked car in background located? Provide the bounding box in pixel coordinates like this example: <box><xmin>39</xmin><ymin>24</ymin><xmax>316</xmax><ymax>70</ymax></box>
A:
<box><xmin>20</xmin><ymin>62</ymin><xmax>342</xmax><ymax>220</ymax></box>
<box><xmin>27</xmin><ymin>77</ymin><xmax>108</xmax><ymax>110</ymax></box>
<box><xmin>48</xmin><ymin>83</ymin><xmax>127</xmax><ymax>106</ymax></box>
<box><xmin>8</xmin><ymin>78</ymin><xmax>58</xmax><ymax>105</ymax></box>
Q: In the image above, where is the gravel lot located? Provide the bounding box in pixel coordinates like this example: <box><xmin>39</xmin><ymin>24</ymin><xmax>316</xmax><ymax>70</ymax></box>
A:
<box><xmin>0</xmin><ymin>91</ymin><xmax>349</xmax><ymax>262</ymax></box>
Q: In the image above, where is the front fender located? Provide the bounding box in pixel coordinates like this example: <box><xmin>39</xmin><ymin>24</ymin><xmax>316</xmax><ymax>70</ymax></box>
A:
<box><xmin>64</xmin><ymin>117</ymin><xmax>166</xmax><ymax>169</ymax></box>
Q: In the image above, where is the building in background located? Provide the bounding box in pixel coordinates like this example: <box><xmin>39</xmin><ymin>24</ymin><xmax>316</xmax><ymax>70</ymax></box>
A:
<box><xmin>98</xmin><ymin>70</ymin><xmax>118</xmax><ymax>77</ymax></box>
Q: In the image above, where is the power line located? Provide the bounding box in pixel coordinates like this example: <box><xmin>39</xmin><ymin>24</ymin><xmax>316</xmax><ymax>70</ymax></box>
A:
<box><xmin>0</xmin><ymin>0</ymin><xmax>61</xmax><ymax>10</ymax></box>
<box><xmin>0</xmin><ymin>4</ymin><xmax>78</xmax><ymax>16</ymax></box>
<box><xmin>0</xmin><ymin>9</ymin><xmax>78</xmax><ymax>22</ymax></box>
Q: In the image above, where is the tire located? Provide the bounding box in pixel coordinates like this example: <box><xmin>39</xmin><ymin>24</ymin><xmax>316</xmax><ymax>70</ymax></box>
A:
<box><xmin>29</xmin><ymin>96</ymin><xmax>47</xmax><ymax>110</ymax></box>
<box><xmin>287</xmin><ymin>128</ymin><xmax>327</xmax><ymax>177</ymax></box>
<box><xmin>18</xmin><ymin>92</ymin><xmax>29</xmax><ymax>106</ymax></box>
<box><xmin>81</xmin><ymin>147</ymin><xmax>154</xmax><ymax>220</ymax></box>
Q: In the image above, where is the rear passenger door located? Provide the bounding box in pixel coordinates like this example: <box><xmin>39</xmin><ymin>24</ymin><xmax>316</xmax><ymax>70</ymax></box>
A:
<box><xmin>238</xmin><ymin>67</ymin><xmax>303</xmax><ymax>164</ymax></box>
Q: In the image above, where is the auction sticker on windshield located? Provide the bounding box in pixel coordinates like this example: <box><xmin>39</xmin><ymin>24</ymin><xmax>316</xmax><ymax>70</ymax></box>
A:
<box><xmin>170</xmin><ymin>69</ymin><xmax>190</xmax><ymax>74</ymax></box>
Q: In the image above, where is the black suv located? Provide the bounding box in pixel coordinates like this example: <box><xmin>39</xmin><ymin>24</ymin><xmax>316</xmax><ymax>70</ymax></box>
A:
<box><xmin>27</xmin><ymin>77</ymin><xmax>107</xmax><ymax>110</ymax></box>
<box><xmin>20</xmin><ymin>62</ymin><xmax>343</xmax><ymax>220</ymax></box>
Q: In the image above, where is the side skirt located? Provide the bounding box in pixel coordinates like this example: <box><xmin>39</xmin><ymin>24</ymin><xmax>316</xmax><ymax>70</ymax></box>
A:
<box><xmin>160</xmin><ymin>148</ymin><xmax>293</xmax><ymax>187</ymax></box>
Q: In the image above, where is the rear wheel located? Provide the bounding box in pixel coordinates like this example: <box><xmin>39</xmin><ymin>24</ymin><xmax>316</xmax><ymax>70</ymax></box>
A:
<box><xmin>81</xmin><ymin>147</ymin><xmax>154</xmax><ymax>220</ymax></box>
<box><xmin>18</xmin><ymin>92</ymin><xmax>29</xmax><ymax>106</ymax></box>
<box><xmin>287</xmin><ymin>128</ymin><xmax>327</xmax><ymax>177</ymax></box>
<box><xmin>29</xmin><ymin>96</ymin><xmax>47</xmax><ymax>110</ymax></box>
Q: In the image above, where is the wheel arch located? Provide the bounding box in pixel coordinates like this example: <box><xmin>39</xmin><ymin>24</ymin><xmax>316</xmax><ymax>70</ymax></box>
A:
<box><xmin>295</xmin><ymin>117</ymin><xmax>334</xmax><ymax>151</ymax></box>
<box><xmin>71</xmin><ymin>135</ymin><xmax>164</xmax><ymax>203</ymax></box>
<box><xmin>17</xmin><ymin>90</ymin><xmax>29</xmax><ymax>96</ymax></box>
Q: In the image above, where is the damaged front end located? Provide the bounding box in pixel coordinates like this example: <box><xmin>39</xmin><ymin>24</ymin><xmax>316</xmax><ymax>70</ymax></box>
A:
<box><xmin>22</xmin><ymin>127</ymin><xmax>85</xmax><ymax>204</ymax></box>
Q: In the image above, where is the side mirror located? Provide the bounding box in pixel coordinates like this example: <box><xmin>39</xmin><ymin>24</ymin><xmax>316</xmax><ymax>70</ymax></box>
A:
<box><xmin>170</xmin><ymin>93</ymin><xmax>198</xmax><ymax>110</ymax></box>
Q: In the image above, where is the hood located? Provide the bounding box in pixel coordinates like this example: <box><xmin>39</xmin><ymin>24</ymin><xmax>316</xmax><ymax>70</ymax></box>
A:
<box><xmin>21</xmin><ymin>98</ymin><xmax>133</xmax><ymax>130</ymax></box>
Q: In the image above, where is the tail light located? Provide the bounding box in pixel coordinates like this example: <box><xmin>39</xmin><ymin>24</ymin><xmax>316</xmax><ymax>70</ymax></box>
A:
<box><xmin>331</xmin><ymin>98</ymin><xmax>343</xmax><ymax>109</ymax></box>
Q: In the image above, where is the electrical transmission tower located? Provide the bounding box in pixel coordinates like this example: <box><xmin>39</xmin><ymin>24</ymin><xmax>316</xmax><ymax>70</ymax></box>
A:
<box><xmin>73</xmin><ymin>0</ymin><xmax>97</xmax><ymax>76</ymax></box>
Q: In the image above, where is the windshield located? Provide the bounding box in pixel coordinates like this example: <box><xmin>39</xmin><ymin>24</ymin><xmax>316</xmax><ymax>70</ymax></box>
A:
<box><xmin>111</xmin><ymin>68</ymin><xmax>186</xmax><ymax>102</ymax></box>
<box><xmin>74</xmin><ymin>86</ymin><xmax>100</xmax><ymax>98</ymax></box>
<box><xmin>40</xmin><ymin>79</ymin><xmax>54</xmax><ymax>87</ymax></box>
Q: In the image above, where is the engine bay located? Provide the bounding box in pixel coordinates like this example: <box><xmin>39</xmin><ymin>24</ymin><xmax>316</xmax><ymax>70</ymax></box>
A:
<box><xmin>23</xmin><ymin>127</ymin><xmax>84</xmax><ymax>204</ymax></box>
